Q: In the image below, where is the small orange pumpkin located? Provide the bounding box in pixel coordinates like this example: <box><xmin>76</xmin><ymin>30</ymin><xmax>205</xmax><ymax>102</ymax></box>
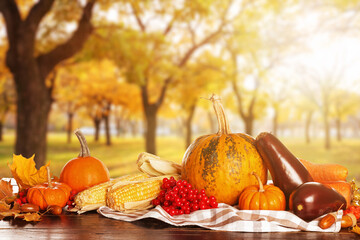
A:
<box><xmin>60</xmin><ymin>130</ymin><xmax>110</xmax><ymax>193</ymax></box>
<box><xmin>238</xmin><ymin>172</ymin><xmax>286</xmax><ymax>210</ymax></box>
<box><xmin>27</xmin><ymin>167</ymin><xmax>71</xmax><ymax>210</ymax></box>
<box><xmin>181</xmin><ymin>95</ymin><xmax>267</xmax><ymax>205</ymax></box>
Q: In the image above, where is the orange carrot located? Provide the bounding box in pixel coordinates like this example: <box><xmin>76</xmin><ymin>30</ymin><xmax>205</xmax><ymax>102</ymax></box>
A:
<box><xmin>320</xmin><ymin>181</ymin><xmax>352</xmax><ymax>208</ymax></box>
<box><xmin>299</xmin><ymin>159</ymin><xmax>348</xmax><ymax>182</ymax></box>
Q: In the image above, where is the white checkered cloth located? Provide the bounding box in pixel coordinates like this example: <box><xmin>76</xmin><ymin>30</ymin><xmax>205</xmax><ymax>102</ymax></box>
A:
<box><xmin>98</xmin><ymin>203</ymin><xmax>342</xmax><ymax>232</ymax></box>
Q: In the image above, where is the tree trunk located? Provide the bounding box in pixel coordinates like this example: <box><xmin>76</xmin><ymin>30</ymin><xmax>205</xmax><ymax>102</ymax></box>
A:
<box><xmin>305</xmin><ymin>111</ymin><xmax>313</xmax><ymax>144</ymax></box>
<box><xmin>244</xmin><ymin>116</ymin><xmax>254</xmax><ymax>136</ymax></box>
<box><xmin>94</xmin><ymin>117</ymin><xmax>101</xmax><ymax>142</ymax></box>
<box><xmin>104</xmin><ymin>114</ymin><xmax>111</xmax><ymax>146</ymax></box>
<box><xmin>0</xmin><ymin>122</ymin><xmax>3</xmax><ymax>142</ymax></box>
<box><xmin>15</xmin><ymin>72</ymin><xmax>52</xmax><ymax>168</ymax></box>
<box><xmin>272</xmin><ymin>110</ymin><xmax>278</xmax><ymax>136</ymax></box>
<box><xmin>67</xmin><ymin>112</ymin><xmax>74</xmax><ymax>143</ymax></box>
<box><xmin>336</xmin><ymin>118</ymin><xmax>342</xmax><ymax>142</ymax></box>
<box><xmin>323</xmin><ymin>107</ymin><xmax>331</xmax><ymax>150</ymax></box>
<box><xmin>185</xmin><ymin>103</ymin><xmax>196</xmax><ymax>149</ymax></box>
<box><xmin>129</xmin><ymin>120</ymin><xmax>138</xmax><ymax>136</ymax></box>
<box><xmin>115</xmin><ymin>116</ymin><xmax>121</xmax><ymax>137</ymax></box>
<box><xmin>144</xmin><ymin>106</ymin><xmax>157</xmax><ymax>154</ymax></box>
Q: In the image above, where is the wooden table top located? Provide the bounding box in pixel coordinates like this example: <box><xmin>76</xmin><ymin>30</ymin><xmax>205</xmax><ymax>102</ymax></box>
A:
<box><xmin>0</xmin><ymin>210</ymin><xmax>359</xmax><ymax>240</ymax></box>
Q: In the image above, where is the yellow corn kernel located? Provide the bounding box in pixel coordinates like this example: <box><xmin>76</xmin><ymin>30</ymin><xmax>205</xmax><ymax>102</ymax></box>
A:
<box><xmin>106</xmin><ymin>178</ymin><xmax>162</xmax><ymax>211</ymax></box>
<box><xmin>74</xmin><ymin>173</ymin><xmax>149</xmax><ymax>211</ymax></box>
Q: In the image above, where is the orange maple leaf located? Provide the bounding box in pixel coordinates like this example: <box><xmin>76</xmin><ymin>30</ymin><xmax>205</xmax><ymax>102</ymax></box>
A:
<box><xmin>0</xmin><ymin>179</ymin><xmax>14</xmax><ymax>200</ymax></box>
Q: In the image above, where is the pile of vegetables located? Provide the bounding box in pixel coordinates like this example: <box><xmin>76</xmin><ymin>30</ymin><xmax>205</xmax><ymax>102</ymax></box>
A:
<box><xmin>0</xmin><ymin>94</ymin><xmax>359</xmax><ymax>235</ymax></box>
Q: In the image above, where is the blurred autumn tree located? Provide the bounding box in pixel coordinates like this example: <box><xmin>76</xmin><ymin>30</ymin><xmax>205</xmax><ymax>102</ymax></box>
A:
<box><xmin>80</xmin><ymin>0</ymin><xmax>240</xmax><ymax>154</ymax></box>
<box><xmin>0</xmin><ymin>0</ymin><xmax>95</xmax><ymax>167</ymax></box>
<box><xmin>170</xmin><ymin>51</ymin><xmax>226</xmax><ymax>148</ymax></box>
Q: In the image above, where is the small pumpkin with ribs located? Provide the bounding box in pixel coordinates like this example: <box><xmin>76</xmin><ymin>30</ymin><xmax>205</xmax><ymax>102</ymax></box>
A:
<box><xmin>27</xmin><ymin>167</ymin><xmax>71</xmax><ymax>210</ymax></box>
<box><xmin>238</xmin><ymin>172</ymin><xmax>286</xmax><ymax>210</ymax></box>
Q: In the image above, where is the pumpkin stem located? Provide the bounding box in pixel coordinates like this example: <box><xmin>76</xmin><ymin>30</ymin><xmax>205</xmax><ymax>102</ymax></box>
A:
<box><xmin>46</xmin><ymin>166</ymin><xmax>53</xmax><ymax>188</ymax></box>
<box><xmin>75</xmin><ymin>129</ymin><xmax>91</xmax><ymax>157</ymax></box>
<box><xmin>252</xmin><ymin>171</ymin><xmax>264</xmax><ymax>193</ymax></box>
<box><xmin>210</xmin><ymin>94</ymin><xmax>231</xmax><ymax>134</ymax></box>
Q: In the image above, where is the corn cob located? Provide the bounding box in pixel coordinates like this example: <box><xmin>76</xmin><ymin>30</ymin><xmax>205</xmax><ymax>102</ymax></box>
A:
<box><xmin>137</xmin><ymin>152</ymin><xmax>182</xmax><ymax>176</ymax></box>
<box><xmin>71</xmin><ymin>173</ymin><xmax>149</xmax><ymax>214</ymax></box>
<box><xmin>107</xmin><ymin>175</ymin><xmax>179</xmax><ymax>212</ymax></box>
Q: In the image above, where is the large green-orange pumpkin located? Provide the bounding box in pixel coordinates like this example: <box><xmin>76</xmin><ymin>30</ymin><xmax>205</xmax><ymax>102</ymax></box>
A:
<box><xmin>60</xmin><ymin>130</ymin><xmax>110</xmax><ymax>193</ymax></box>
<box><xmin>181</xmin><ymin>95</ymin><xmax>267</xmax><ymax>205</ymax></box>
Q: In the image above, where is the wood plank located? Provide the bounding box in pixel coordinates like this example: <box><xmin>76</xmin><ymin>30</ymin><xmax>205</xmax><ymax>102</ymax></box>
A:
<box><xmin>0</xmin><ymin>212</ymin><xmax>358</xmax><ymax>240</ymax></box>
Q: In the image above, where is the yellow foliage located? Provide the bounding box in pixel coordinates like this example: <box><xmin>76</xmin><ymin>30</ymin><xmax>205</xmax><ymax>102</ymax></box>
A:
<box><xmin>8</xmin><ymin>154</ymin><xmax>50</xmax><ymax>190</ymax></box>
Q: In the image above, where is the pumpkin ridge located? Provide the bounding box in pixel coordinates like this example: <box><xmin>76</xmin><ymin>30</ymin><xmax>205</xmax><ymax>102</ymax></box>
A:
<box><xmin>201</xmin><ymin>136</ymin><xmax>220</xmax><ymax>188</ymax></box>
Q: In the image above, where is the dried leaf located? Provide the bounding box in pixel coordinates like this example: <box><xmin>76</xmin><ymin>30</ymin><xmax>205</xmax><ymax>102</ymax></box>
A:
<box><xmin>0</xmin><ymin>200</ymin><xmax>10</xmax><ymax>212</ymax></box>
<box><xmin>351</xmin><ymin>224</ymin><xmax>360</xmax><ymax>235</ymax></box>
<box><xmin>8</xmin><ymin>154</ymin><xmax>50</xmax><ymax>190</ymax></box>
<box><xmin>0</xmin><ymin>209</ymin><xmax>20</xmax><ymax>220</ymax></box>
<box><xmin>0</xmin><ymin>179</ymin><xmax>14</xmax><ymax>200</ymax></box>
<box><xmin>22</xmin><ymin>212</ymin><xmax>42</xmax><ymax>222</ymax></box>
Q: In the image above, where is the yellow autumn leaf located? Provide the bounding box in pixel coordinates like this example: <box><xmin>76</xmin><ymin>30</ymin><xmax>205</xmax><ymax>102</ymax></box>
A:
<box><xmin>351</xmin><ymin>225</ymin><xmax>360</xmax><ymax>235</ymax></box>
<box><xmin>22</xmin><ymin>212</ymin><xmax>42</xmax><ymax>222</ymax></box>
<box><xmin>8</xmin><ymin>154</ymin><xmax>50</xmax><ymax>190</ymax></box>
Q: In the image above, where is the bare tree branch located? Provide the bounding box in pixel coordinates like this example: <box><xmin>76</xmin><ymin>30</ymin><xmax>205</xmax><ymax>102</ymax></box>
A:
<box><xmin>0</xmin><ymin>0</ymin><xmax>21</xmax><ymax>71</ymax></box>
<box><xmin>131</xmin><ymin>3</ymin><xmax>146</xmax><ymax>32</ymax></box>
<box><xmin>37</xmin><ymin>0</ymin><xmax>95</xmax><ymax>79</ymax></box>
<box><xmin>24</xmin><ymin>0</ymin><xmax>55</xmax><ymax>33</ymax></box>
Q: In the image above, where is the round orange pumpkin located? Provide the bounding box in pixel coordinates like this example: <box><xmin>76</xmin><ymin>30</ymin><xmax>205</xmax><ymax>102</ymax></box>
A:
<box><xmin>60</xmin><ymin>130</ymin><xmax>110</xmax><ymax>193</ymax></box>
<box><xmin>181</xmin><ymin>95</ymin><xmax>267</xmax><ymax>205</ymax></box>
<box><xmin>27</xmin><ymin>167</ymin><xmax>71</xmax><ymax>210</ymax></box>
<box><xmin>238</xmin><ymin>172</ymin><xmax>286</xmax><ymax>210</ymax></box>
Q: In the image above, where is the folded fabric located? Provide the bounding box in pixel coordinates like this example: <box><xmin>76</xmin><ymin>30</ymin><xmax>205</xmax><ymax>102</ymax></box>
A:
<box><xmin>98</xmin><ymin>203</ymin><xmax>342</xmax><ymax>232</ymax></box>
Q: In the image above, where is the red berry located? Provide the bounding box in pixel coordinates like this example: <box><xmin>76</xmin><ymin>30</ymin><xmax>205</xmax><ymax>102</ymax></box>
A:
<box><xmin>200</xmin><ymin>189</ymin><xmax>206</xmax><ymax>194</ymax></box>
<box><xmin>152</xmin><ymin>199</ymin><xmax>160</xmax><ymax>206</ymax></box>
<box><xmin>15</xmin><ymin>199</ymin><xmax>22</xmax><ymax>205</ymax></box>
<box><xmin>178</xmin><ymin>209</ymin><xmax>184</xmax><ymax>215</ymax></box>
<box><xmin>210</xmin><ymin>201</ymin><xmax>218</xmax><ymax>208</ymax></box>
<box><xmin>70</xmin><ymin>190</ymin><xmax>77</xmax><ymax>196</ymax></box>
<box><xmin>165</xmin><ymin>194</ymin><xmax>171</xmax><ymax>201</ymax></box>
<box><xmin>163</xmin><ymin>200</ymin><xmax>171</xmax><ymax>207</ymax></box>
<box><xmin>21</xmin><ymin>197</ymin><xmax>27</xmax><ymax>203</ymax></box>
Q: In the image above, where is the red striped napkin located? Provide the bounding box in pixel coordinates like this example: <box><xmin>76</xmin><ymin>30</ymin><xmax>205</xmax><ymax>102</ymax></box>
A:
<box><xmin>98</xmin><ymin>203</ymin><xmax>342</xmax><ymax>232</ymax></box>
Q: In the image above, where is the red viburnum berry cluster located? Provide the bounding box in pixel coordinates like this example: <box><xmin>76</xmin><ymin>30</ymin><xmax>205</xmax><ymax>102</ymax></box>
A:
<box><xmin>152</xmin><ymin>177</ymin><xmax>218</xmax><ymax>216</ymax></box>
<box><xmin>66</xmin><ymin>190</ymin><xmax>77</xmax><ymax>209</ymax></box>
<box><xmin>344</xmin><ymin>206</ymin><xmax>360</xmax><ymax>220</ymax></box>
<box><xmin>15</xmin><ymin>188</ymin><xmax>29</xmax><ymax>205</ymax></box>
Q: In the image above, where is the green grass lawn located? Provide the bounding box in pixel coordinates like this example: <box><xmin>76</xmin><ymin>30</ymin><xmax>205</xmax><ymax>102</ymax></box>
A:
<box><xmin>0</xmin><ymin>133</ymin><xmax>359</xmax><ymax>183</ymax></box>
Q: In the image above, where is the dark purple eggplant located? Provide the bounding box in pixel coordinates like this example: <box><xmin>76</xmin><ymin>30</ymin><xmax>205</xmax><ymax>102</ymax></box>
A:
<box><xmin>290</xmin><ymin>182</ymin><xmax>347</xmax><ymax>222</ymax></box>
<box><xmin>255</xmin><ymin>132</ymin><xmax>313</xmax><ymax>204</ymax></box>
